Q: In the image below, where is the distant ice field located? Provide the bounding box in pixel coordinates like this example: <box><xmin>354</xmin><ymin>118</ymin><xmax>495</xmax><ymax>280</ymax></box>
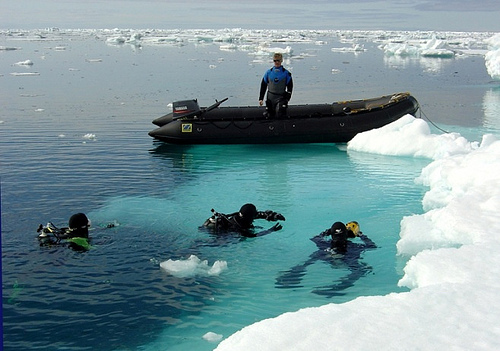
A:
<box><xmin>1</xmin><ymin>29</ymin><xmax>499</xmax><ymax>351</ymax></box>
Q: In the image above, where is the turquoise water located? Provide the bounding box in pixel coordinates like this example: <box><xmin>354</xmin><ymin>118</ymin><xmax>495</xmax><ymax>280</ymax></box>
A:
<box><xmin>2</xmin><ymin>137</ymin><xmax>429</xmax><ymax>350</ymax></box>
<box><xmin>1</xmin><ymin>30</ymin><xmax>498</xmax><ymax>350</ymax></box>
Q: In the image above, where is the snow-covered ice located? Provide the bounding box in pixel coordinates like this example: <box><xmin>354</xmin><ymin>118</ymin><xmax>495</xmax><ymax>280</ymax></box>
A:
<box><xmin>214</xmin><ymin>115</ymin><xmax>500</xmax><ymax>350</ymax></box>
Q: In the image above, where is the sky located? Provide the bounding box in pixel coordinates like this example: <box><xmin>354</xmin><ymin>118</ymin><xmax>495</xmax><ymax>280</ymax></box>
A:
<box><xmin>1</xmin><ymin>0</ymin><xmax>500</xmax><ymax>32</ymax></box>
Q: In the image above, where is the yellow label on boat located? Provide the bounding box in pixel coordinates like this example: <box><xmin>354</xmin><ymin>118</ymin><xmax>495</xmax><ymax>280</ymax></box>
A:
<box><xmin>181</xmin><ymin>123</ymin><xmax>192</xmax><ymax>133</ymax></box>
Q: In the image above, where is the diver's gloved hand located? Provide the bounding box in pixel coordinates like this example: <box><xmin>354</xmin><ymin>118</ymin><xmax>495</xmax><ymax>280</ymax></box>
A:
<box><xmin>319</xmin><ymin>229</ymin><xmax>330</xmax><ymax>237</ymax></box>
<box><xmin>270</xmin><ymin>223</ymin><xmax>283</xmax><ymax>231</ymax></box>
<box><xmin>261</xmin><ymin>210</ymin><xmax>286</xmax><ymax>221</ymax></box>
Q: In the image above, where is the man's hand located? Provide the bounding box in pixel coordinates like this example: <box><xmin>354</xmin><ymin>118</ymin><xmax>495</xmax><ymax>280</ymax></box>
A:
<box><xmin>271</xmin><ymin>223</ymin><xmax>283</xmax><ymax>231</ymax></box>
<box><xmin>261</xmin><ymin>210</ymin><xmax>285</xmax><ymax>221</ymax></box>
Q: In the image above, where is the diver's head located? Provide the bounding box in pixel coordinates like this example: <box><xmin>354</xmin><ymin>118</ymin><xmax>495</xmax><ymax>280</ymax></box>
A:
<box><xmin>68</xmin><ymin>213</ymin><xmax>90</xmax><ymax>238</ymax></box>
<box><xmin>330</xmin><ymin>222</ymin><xmax>348</xmax><ymax>252</ymax></box>
<box><xmin>236</xmin><ymin>203</ymin><xmax>258</xmax><ymax>228</ymax></box>
<box><xmin>346</xmin><ymin>221</ymin><xmax>360</xmax><ymax>237</ymax></box>
<box><xmin>330</xmin><ymin>222</ymin><xmax>346</xmax><ymax>236</ymax></box>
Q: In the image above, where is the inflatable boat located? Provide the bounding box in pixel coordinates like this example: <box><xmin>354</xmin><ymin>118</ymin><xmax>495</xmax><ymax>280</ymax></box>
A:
<box><xmin>148</xmin><ymin>92</ymin><xmax>419</xmax><ymax>144</ymax></box>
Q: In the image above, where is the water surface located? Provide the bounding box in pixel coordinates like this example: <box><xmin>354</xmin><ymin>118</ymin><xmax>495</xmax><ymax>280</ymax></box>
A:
<box><xmin>1</xmin><ymin>29</ymin><xmax>498</xmax><ymax>350</ymax></box>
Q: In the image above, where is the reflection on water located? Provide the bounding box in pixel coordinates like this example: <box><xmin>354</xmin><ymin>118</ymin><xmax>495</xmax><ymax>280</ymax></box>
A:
<box><xmin>483</xmin><ymin>87</ymin><xmax>500</xmax><ymax>133</ymax></box>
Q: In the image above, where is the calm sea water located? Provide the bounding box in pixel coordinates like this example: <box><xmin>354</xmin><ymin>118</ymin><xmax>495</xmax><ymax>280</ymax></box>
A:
<box><xmin>1</xmin><ymin>30</ymin><xmax>498</xmax><ymax>350</ymax></box>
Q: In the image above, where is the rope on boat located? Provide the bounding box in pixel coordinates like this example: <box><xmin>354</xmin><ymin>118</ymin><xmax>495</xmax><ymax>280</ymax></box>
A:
<box><xmin>416</xmin><ymin>102</ymin><xmax>450</xmax><ymax>134</ymax></box>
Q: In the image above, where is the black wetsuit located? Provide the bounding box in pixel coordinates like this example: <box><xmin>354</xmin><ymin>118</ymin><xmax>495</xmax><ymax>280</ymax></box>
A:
<box><xmin>276</xmin><ymin>230</ymin><xmax>376</xmax><ymax>297</ymax></box>
<box><xmin>202</xmin><ymin>210</ymin><xmax>284</xmax><ymax>238</ymax></box>
<box><xmin>37</xmin><ymin>224</ymin><xmax>90</xmax><ymax>251</ymax></box>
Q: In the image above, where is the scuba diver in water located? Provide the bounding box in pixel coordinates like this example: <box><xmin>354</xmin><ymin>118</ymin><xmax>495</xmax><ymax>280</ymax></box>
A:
<box><xmin>37</xmin><ymin>213</ymin><xmax>93</xmax><ymax>251</ymax></box>
<box><xmin>275</xmin><ymin>221</ymin><xmax>376</xmax><ymax>297</ymax></box>
<box><xmin>202</xmin><ymin>203</ymin><xmax>285</xmax><ymax>238</ymax></box>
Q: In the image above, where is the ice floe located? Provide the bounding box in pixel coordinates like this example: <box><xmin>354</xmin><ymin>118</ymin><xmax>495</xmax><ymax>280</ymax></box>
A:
<box><xmin>10</xmin><ymin>72</ymin><xmax>40</xmax><ymax>76</ymax></box>
<box><xmin>215</xmin><ymin>116</ymin><xmax>500</xmax><ymax>351</ymax></box>
<box><xmin>14</xmin><ymin>59</ymin><xmax>33</xmax><ymax>66</ymax></box>
<box><xmin>2</xmin><ymin>28</ymin><xmax>497</xmax><ymax>78</ymax></box>
<box><xmin>160</xmin><ymin>255</ymin><xmax>228</xmax><ymax>278</ymax></box>
<box><xmin>485</xmin><ymin>33</ymin><xmax>500</xmax><ymax>80</ymax></box>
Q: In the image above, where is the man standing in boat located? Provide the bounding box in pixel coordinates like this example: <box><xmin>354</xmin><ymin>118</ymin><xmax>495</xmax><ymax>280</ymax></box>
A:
<box><xmin>259</xmin><ymin>52</ymin><xmax>293</xmax><ymax>118</ymax></box>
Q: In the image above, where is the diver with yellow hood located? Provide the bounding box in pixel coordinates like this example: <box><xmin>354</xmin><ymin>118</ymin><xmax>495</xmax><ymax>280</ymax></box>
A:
<box><xmin>275</xmin><ymin>221</ymin><xmax>376</xmax><ymax>297</ymax></box>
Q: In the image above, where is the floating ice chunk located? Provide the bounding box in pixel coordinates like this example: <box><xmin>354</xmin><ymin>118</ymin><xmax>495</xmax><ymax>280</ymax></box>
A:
<box><xmin>219</xmin><ymin>44</ymin><xmax>238</xmax><ymax>51</ymax></box>
<box><xmin>125</xmin><ymin>32</ymin><xmax>142</xmax><ymax>46</ymax></box>
<box><xmin>485</xmin><ymin>33</ymin><xmax>500</xmax><ymax>80</ymax></box>
<box><xmin>213</xmin><ymin>35</ymin><xmax>234</xmax><ymax>43</ymax></box>
<box><xmin>420</xmin><ymin>49</ymin><xmax>455</xmax><ymax>58</ymax></box>
<box><xmin>380</xmin><ymin>36</ymin><xmax>455</xmax><ymax>58</ymax></box>
<box><xmin>254</xmin><ymin>45</ymin><xmax>293</xmax><ymax>57</ymax></box>
<box><xmin>82</xmin><ymin>133</ymin><xmax>96</xmax><ymax>140</ymax></box>
<box><xmin>420</xmin><ymin>37</ymin><xmax>454</xmax><ymax>57</ymax></box>
<box><xmin>347</xmin><ymin>115</ymin><xmax>478</xmax><ymax>160</ymax></box>
<box><xmin>379</xmin><ymin>42</ymin><xmax>420</xmax><ymax>56</ymax></box>
<box><xmin>203</xmin><ymin>332</ymin><xmax>223</xmax><ymax>343</ymax></box>
<box><xmin>331</xmin><ymin>44</ymin><xmax>366</xmax><ymax>53</ymax></box>
<box><xmin>485</xmin><ymin>50</ymin><xmax>500</xmax><ymax>80</ymax></box>
<box><xmin>486</xmin><ymin>33</ymin><xmax>500</xmax><ymax>50</ymax></box>
<box><xmin>0</xmin><ymin>46</ymin><xmax>21</xmax><ymax>51</ymax></box>
<box><xmin>14</xmin><ymin>59</ymin><xmax>33</xmax><ymax>66</ymax></box>
<box><xmin>141</xmin><ymin>36</ymin><xmax>184</xmax><ymax>46</ymax></box>
<box><xmin>422</xmin><ymin>36</ymin><xmax>446</xmax><ymax>50</ymax></box>
<box><xmin>160</xmin><ymin>255</ymin><xmax>228</xmax><ymax>278</ymax></box>
<box><xmin>208</xmin><ymin>260</ymin><xmax>228</xmax><ymax>276</ymax></box>
<box><xmin>10</xmin><ymin>72</ymin><xmax>40</xmax><ymax>76</ymax></box>
<box><xmin>106</xmin><ymin>36</ymin><xmax>126</xmax><ymax>45</ymax></box>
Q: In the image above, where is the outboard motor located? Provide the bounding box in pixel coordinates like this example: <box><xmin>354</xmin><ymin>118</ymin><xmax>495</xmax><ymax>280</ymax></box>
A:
<box><xmin>173</xmin><ymin>99</ymin><xmax>201</xmax><ymax>119</ymax></box>
<box><xmin>152</xmin><ymin>99</ymin><xmax>201</xmax><ymax>127</ymax></box>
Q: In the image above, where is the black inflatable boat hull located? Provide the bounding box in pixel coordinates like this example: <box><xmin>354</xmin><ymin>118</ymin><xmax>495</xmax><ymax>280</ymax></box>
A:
<box><xmin>149</xmin><ymin>92</ymin><xmax>419</xmax><ymax>144</ymax></box>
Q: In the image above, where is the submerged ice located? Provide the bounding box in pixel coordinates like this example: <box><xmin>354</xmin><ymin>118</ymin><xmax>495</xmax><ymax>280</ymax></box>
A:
<box><xmin>214</xmin><ymin>116</ymin><xmax>500</xmax><ymax>350</ymax></box>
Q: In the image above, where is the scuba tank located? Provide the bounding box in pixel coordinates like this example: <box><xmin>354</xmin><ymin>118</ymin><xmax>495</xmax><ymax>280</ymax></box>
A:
<box><xmin>203</xmin><ymin>209</ymin><xmax>232</xmax><ymax>231</ymax></box>
<box><xmin>36</xmin><ymin>220</ymin><xmax>91</xmax><ymax>251</ymax></box>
